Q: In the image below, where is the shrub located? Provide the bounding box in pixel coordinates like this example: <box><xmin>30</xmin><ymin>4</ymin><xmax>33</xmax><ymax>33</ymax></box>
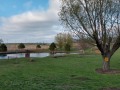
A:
<box><xmin>18</xmin><ymin>43</ymin><xmax>25</xmax><ymax>49</ymax></box>
<box><xmin>0</xmin><ymin>43</ymin><xmax>7</xmax><ymax>52</ymax></box>
<box><xmin>36</xmin><ymin>44</ymin><xmax>41</xmax><ymax>48</ymax></box>
<box><xmin>49</xmin><ymin>42</ymin><xmax>56</xmax><ymax>51</ymax></box>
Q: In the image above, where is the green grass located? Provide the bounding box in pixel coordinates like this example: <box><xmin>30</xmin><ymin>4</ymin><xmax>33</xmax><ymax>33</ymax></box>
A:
<box><xmin>0</xmin><ymin>51</ymin><xmax>120</xmax><ymax>90</ymax></box>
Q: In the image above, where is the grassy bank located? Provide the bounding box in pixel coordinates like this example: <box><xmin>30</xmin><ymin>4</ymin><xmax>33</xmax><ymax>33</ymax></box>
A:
<box><xmin>0</xmin><ymin>51</ymin><xmax>120</xmax><ymax>90</ymax></box>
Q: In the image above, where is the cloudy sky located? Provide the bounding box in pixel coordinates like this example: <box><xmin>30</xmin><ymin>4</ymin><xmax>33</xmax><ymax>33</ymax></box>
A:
<box><xmin>0</xmin><ymin>0</ymin><xmax>63</xmax><ymax>43</ymax></box>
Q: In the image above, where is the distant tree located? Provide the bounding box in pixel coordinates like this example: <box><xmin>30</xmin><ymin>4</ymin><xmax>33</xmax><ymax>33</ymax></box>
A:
<box><xmin>55</xmin><ymin>33</ymin><xmax>64</xmax><ymax>50</ymax></box>
<box><xmin>18</xmin><ymin>43</ymin><xmax>25</xmax><ymax>49</ymax></box>
<box><xmin>0</xmin><ymin>44</ymin><xmax>7</xmax><ymax>52</ymax></box>
<box><xmin>36</xmin><ymin>44</ymin><xmax>41</xmax><ymax>48</ymax></box>
<box><xmin>64</xmin><ymin>43</ymin><xmax>71</xmax><ymax>53</ymax></box>
<box><xmin>55</xmin><ymin>33</ymin><xmax>73</xmax><ymax>50</ymax></box>
<box><xmin>63</xmin><ymin>33</ymin><xmax>73</xmax><ymax>47</ymax></box>
<box><xmin>49</xmin><ymin>42</ymin><xmax>56</xmax><ymax>54</ymax></box>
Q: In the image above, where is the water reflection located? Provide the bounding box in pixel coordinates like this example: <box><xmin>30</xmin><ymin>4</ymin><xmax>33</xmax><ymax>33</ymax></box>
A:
<box><xmin>0</xmin><ymin>54</ymin><xmax>7</xmax><ymax>59</ymax></box>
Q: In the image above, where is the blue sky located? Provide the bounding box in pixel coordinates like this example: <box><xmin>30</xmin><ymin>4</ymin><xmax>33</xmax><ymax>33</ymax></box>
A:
<box><xmin>0</xmin><ymin>0</ymin><xmax>62</xmax><ymax>43</ymax></box>
<box><xmin>0</xmin><ymin>0</ymin><xmax>49</xmax><ymax>17</ymax></box>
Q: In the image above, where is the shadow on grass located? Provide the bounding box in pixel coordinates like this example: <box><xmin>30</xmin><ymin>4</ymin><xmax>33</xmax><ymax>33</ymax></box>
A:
<box><xmin>100</xmin><ymin>87</ymin><xmax>120</xmax><ymax>90</ymax></box>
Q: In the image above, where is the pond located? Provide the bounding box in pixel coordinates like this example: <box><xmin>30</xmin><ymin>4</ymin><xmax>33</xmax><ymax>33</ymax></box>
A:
<box><xmin>0</xmin><ymin>52</ymin><xmax>79</xmax><ymax>59</ymax></box>
<box><xmin>0</xmin><ymin>53</ymin><xmax>50</xmax><ymax>59</ymax></box>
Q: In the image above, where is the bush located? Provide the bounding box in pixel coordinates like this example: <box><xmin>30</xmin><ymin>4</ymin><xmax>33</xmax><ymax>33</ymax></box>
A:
<box><xmin>0</xmin><ymin>44</ymin><xmax>7</xmax><ymax>52</ymax></box>
<box><xmin>36</xmin><ymin>44</ymin><xmax>41</xmax><ymax>48</ymax></box>
<box><xmin>18</xmin><ymin>43</ymin><xmax>25</xmax><ymax>49</ymax></box>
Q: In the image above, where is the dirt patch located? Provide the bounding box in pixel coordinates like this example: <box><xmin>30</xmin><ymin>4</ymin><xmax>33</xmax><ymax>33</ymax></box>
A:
<box><xmin>100</xmin><ymin>87</ymin><xmax>120</xmax><ymax>90</ymax></box>
<box><xmin>96</xmin><ymin>68</ymin><xmax>120</xmax><ymax>74</ymax></box>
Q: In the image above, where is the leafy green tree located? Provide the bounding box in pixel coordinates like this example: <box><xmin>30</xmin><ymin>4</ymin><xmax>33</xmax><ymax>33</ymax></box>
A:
<box><xmin>0</xmin><ymin>44</ymin><xmax>7</xmax><ymax>52</ymax></box>
<box><xmin>18</xmin><ymin>43</ymin><xmax>25</xmax><ymax>49</ymax></box>
<box><xmin>60</xmin><ymin>0</ymin><xmax>120</xmax><ymax>71</ymax></box>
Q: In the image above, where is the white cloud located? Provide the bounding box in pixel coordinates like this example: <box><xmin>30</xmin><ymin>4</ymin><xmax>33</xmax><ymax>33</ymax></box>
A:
<box><xmin>0</xmin><ymin>0</ymin><xmax>62</xmax><ymax>43</ymax></box>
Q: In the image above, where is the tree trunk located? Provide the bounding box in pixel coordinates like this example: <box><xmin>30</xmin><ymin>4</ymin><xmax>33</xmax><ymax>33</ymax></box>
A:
<box><xmin>102</xmin><ymin>57</ymin><xmax>110</xmax><ymax>71</ymax></box>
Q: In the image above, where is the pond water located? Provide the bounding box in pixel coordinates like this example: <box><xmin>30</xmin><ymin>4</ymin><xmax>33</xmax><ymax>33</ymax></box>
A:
<box><xmin>0</xmin><ymin>53</ymin><xmax>50</xmax><ymax>59</ymax></box>
<box><xmin>0</xmin><ymin>52</ymin><xmax>79</xmax><ymax>59</ymax></box>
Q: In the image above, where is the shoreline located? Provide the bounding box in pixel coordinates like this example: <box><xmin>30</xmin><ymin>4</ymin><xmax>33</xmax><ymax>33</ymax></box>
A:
<box><xmin>0</xmin><ymin>49</ymin><xmax>70</xmax><ymax>54</ymax></box>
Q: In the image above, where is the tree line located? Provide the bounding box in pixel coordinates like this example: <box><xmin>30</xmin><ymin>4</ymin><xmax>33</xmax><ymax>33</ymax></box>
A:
<box><xmin>49</xmin><ymin>33</ymin><xmax>73</xmax><ymax>54</ymax></box>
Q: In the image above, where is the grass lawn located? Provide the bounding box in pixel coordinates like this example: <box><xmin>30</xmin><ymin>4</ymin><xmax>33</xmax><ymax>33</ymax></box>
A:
<box><xmin>0</xmin><ymin>51</ymin><xmax>120</xmax><ymax>90</ymax></box>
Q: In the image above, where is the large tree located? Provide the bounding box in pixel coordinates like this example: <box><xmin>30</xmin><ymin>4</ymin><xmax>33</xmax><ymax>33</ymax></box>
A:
<box><xmin>59</xmin><ymin>0</ymin><xmax>120</xmax><ymax>71</ymax></box>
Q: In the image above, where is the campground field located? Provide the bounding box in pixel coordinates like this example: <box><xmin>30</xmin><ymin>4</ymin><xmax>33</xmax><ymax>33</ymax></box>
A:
<box><xmin>0</xmin><ymin>50</ymin><xmax>120</xmax><ymax>90</ymax></box>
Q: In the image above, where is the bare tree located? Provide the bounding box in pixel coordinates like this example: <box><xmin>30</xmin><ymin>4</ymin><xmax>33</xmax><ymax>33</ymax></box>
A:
<box><xmin>55</xmin><ymin>33</ymin><xmax>73</xmax><ymax>50</ymax></box>
<box><xmin>55</xmin><ymin>33</ymin><xmax>64</xmax><ymax>50</ymax></box>
<box><xmin>59</xmin><ymin>0</ymin><xmax>120</xmax><ymax>71</ymax></box>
